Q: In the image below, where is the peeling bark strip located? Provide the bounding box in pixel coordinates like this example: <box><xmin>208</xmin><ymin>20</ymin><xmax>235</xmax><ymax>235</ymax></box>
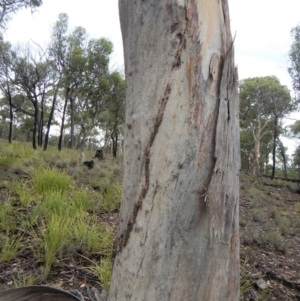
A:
<box><xmin>115</xmin><ymin>83</ymin><xmax>172</xmax><ymax>254</ymax></box>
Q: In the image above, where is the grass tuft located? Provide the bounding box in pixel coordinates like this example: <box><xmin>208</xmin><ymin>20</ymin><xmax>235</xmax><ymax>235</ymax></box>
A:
<box><xmin>31</xmin><ymin>167</ymin><xmax>71</xmax><ymax>196</ymax></box>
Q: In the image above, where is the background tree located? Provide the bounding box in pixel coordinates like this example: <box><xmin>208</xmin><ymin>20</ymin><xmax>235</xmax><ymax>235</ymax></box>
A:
<box><xmin>43</xmin><ymin>13</ymin><xmax>68</xmax><ymax>150</ymax></box>
<box><xmin>108</xmin><ymin>1</ymin><xmax>240</xmax><ymax>300</ymax></box>
<box><xmin>289</xmin><ymin>24</ymin><xmax>300</xmax><ymax>101</ymax></box>
<box><xmin>13</xmin><ymin>45</ymin><xmax>51</xmax><ymax>149</ymax></box>
<box><xmin>293</xmin><ymin>146</ymin><xmax>300</xmax><ymax>178</ymax></box>
<box><xmin>74</xmin><ymin>37</ymin><xmax>113</xmax><ymax>152</ymax></box>
<box><xmin>99</xmin><ymin>71</ymin><xmax>125</xmax><ymax>157</ymax></box>
<box><xmin>0</xmin><ymin>0</ymin><xmax>42</xmax><ymax>33</ymax></box>
<box><xmin>240</xmin><ymin>76</ymin><xmax>293</xmax><ymax>176</ymax></box>
<box><xmin>0</xmin><ymin>11</ymin><xmax>124</xmax><ymax>153</ymax></box>
<box><xmin>0</xmin><ymin>39</ymin><xmax>15</xmax><ymax>142</ymax></box>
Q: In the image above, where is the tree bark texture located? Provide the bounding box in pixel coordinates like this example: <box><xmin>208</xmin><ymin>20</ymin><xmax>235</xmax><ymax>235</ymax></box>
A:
<box><xmin>271</xmin><ymin>116</ymin><xmax>278</xmax><ymax>179</ymax></box>
<box><xmin>252</xmin><ymin>121</ymin><xmax>262</xmax><ymax>176</ymax></box>
<box><xmin>109</xmin><ymin>1</ymin><xmax>240</xmax><ymax>300</ymax></box>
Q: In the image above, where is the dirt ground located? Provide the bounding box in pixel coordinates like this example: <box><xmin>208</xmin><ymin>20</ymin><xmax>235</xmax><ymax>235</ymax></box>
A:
<box><xmin>240</xmin><ymin>173</ymin><xmax>300</xmax><ymax>300</ymax></box>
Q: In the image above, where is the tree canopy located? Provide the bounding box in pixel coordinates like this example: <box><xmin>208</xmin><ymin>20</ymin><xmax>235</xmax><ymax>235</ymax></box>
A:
<box><xmin>289</xmin><ymin>24</ymin><xmax>300</xmax><ymax>101</ymax></box>
<box><xmin>240</xmin><ymin>76</ymin><xmax>293</xmax><ymax>175</ymax></box>
<box><xmin>0</xmin><ymin>0</ymin><xmax>42</xmax><ymax>33</ymax></box>
<box><xmin>0</xmin><ymin>13</ymin><xmax>125</xmax><ymax>154</ymax></box>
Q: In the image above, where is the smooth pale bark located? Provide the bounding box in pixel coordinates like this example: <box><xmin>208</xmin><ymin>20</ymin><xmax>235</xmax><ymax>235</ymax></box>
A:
<box><xmin>109</xmin><ymin>1</ymin><xmax>240</xmax><ymax>300</ymax></box>
<box><xmin>252</xmin><ymin>124</ymin><xmax>261</xmax><ymax>175</ymax></box>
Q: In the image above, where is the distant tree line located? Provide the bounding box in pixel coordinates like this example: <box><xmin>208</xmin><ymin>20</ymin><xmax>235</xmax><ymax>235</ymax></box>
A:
<box><xmin>240</xmin><ymin>23</ymin><xmax>300</xmax><ymax>179</ymax></box>
<box><xmin>0</xmin><ymin>13</ymin><xmax>125</xmax><ymax>156</ymax></box>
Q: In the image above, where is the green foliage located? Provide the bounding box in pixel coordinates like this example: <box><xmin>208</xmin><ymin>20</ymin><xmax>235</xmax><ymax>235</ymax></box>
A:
<box><xmin>0</xmin><ymin>11</ymin><xmax>124</xmax><ymax>153</ymax></box>
<box><xmin>0</xmin><ymin>197</ymin><xmax>15</xmax><ymax>232</ymax></box>
<box><xmin>0</xmin><ymin>236</ymin><xmax>20</xmax><ymax>263</ymax></box>
<box><xmin>31</xmin><ymin>167</ymin><xmax>71</xmax><ymax>196</ymax></box>
<box><xmin>102</xmin><ymin>182</ymin><xmax>122</xmax><ymax>212</ymax></box>
<box><xmin>91</xmin><ymin>256</ymin><xmax>113</xmax><ymax>292</ymax></box>
<box><xmin>0</xmin><ymin>142</ymin><xmax>121</xmax><ymax>287</ymax></box>
<box><xmin>289</xmin><ymin>24</ymin><xmax>300</xmax><ymax>101</ymax></box>
<box><xmin>40</xmin><ymin>215</ymin><xmax>71</xmax><ymax>278</ymax></box>
<box><xmin>249</xmin><ymin>187</ymin><xmax>269</xmax><ymax>203</ymax></box>
<box><xmin>0</xmin><ymin>154</ymin><xmax>15</xmax><ymax>168</ymax></box>
<box><xmin>0</xmin><ymin>0</ymin><xmax>42</xmax><ymax>32</ymax></box>
<box><xmin>239</xmin><ymin>76</ymin><xmax>293</xmax><ymax>174</ymax></box>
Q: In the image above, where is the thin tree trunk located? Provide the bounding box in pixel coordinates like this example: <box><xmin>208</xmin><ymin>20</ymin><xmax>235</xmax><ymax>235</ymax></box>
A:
<box><xmin>44</xmin><ymin>87</ymin><xmax>59</xmax><ymax>151</ymax></box>
<box><xmin>70</xmin><ymin>97</ymin><xmax>75</xmax><ymax>149</ymax></box>
<box><xmin>38</xmin><ymin>95</ymin><xmax>45</xmax><ymax>147</ymax></box>
<box><xmin>252</xmin><ymin>123</ymin><xmax>261</xmax><ymax>176</ymax></box>
<box><xmin>109</xmin><ymin>1</ymin><xmax>240</xmax><ymax>300</ymax></box>
<box><xmin>271</xmin><ymin>116</ymin><xmax>278</xmax><ymax>179</ymax></box>
<box><xmin>111</xmin><ymin>131</ymin><xmax>118</xmax><ymax>158</ymax></box>
<box><xmin>58</xmin><ymin>90</ymin><xmax>69</xmax><ymax>151</ymax></box>
<box><xmin>37</xmin><ymin>107</ymin><xmax>43</xmax><ymax>147</ymax></box>
<box><xmin>32</xmin><ymin>102</ymin><xmax>39</xmax><ymax>150</ymax></box>
<box><xmin>8</xmin><ymin>93</ymin><xmax>13</xmax><ymax>144</ymax></box>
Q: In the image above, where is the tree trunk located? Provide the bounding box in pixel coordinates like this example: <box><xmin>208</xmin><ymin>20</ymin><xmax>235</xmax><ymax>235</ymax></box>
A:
<box><xmin>108</xmin><ymin>1</ymin><xmax>240</xmax><ymax>301</ymax></box>
<box><xmin>271</xmin><ymin>116</ymin><xmax>278</xmax><ymax>179</ymax></box>
<box><xmin>37</xmin><ymin>107</ymin><xmax>43</xmax><ymax>147</ymax></box>
<box><xmin>44</xmin><ymin>87</ymin><xmax>59</xmax><ymax>151</ymax></box>
<box><xmin>70</xmin><ymin>97</ymin><xmax>75</xmax><ymax>149</ymax></box>
<box><xmin>58</xmin><ymin>92</ymin><xmax>69</xmax><ymax>151</ymax></box>
<box><xmin>111</xmin><ymin>127</ymin><xmax>118</xmax><ymax>158</ymax></box>
<box><xmin>32</xmin><ymin>102</ymin><xmax>39</xmax><ymax>150</ymax></box>
<box><xmin>8</xmin><ymin>93</ymin><xmax>13</xmax><ymax>144</ymax></box>
<box><xmin>252</xmin><ymin>122</ymin><xmax>261</xmax><ymax>176</ymax></box>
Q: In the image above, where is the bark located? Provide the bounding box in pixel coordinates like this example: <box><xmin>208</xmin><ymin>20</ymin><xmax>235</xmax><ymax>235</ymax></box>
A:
<box><xmin>8</xmin><ymin>91</ymin><xmax>13</xmax><ymax>144</ymax></box>
<box><xmin>32</xmin><ymin>101</ymin><xmax>39</xmax><ymax>150</ymax></box>
<box><xmin>44</xmin><ymin>86</ymin><xmax>59</xmax><ymax>151</ymax></box>
<box><xmin>252</xmin><ymin>121</ymin><xmax>262</xmax><ymax>176</ymax></box>
<box><xmin>58</xmin><ymin>89</ymin><xmax>69</xmax><ymax>151</ymax></box>
<box><xmin>109</xmin><ymin>1</ymin><xmax>240</xmax><ymax>301</ymax></box>
<box><xmin>111</xmin><ymin>126</ymin><xmax>118</xmax><ymax>158</ymax></box>
<box><xmin>70</xmin><ymin>97</ymin><xmax>75</xmax><ymax>149</ymax></box>
<box><xmin>271</xmin><ymin>116</ymin><xmax>278</xmax><ymax>179</ymax></box>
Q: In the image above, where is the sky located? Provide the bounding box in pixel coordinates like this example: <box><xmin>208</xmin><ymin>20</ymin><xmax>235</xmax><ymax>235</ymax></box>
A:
<box><xmin>4</xmin><ymin>0</ymin><xmax>300</xmax><ymax>90</ymax></box>
<box><xmin>3</xmin><ymin>0</ymin><xmax>300</xmax><ymax>151</ymax></box>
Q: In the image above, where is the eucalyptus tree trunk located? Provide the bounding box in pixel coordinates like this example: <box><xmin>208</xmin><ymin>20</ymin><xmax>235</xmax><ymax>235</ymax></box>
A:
<box><xmin>252</xmin><ymin>121</ymin><xmax>262</xmax><ymax>176</ymax></box>
<box><xmin>271</xmin><ymin>115</ymin><xmax>278</xmax><ymax>179</ymax></box>
<box><xmin>109</xmin><ymin>1</ymin><xmax>240</xmax><ymax>300</ymax></box>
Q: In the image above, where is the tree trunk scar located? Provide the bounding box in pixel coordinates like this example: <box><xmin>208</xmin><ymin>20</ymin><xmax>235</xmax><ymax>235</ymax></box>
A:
<box><xmin>206</xmin><ymin>35</ymin><xmax>236</xmax><ymax>201</ymax></box>
<box><xmin>114</xmin><ymin>84</ymin><xmax>171</xmax><ymax>256</ymax></box>
<box><xmin>173</xmin><ymin>32</ymin><xmax>186</xmax><ymax>70</ymax></box>
<box><xmin>114</xmin><ymin>12</ymin><xmax>193</xmax><ymax>255</ymax></box>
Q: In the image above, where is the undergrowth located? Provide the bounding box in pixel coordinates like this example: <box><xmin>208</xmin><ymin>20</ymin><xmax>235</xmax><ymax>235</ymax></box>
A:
<box><xmin>0</xmin><ymin>139</ymin><xmax>121</xmax><ymax>289</ymax></box>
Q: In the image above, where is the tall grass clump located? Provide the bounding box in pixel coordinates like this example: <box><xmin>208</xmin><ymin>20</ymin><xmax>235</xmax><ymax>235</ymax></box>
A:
<box><xmin>38</xmin><ymin>215</ymin><xmax>71</xmax><ymax>279</ymax></box>
<box><xmin>0</xmin><ymin>236</ymin><xmax>21</xmax><ymax>263</ymax></box>
<box><xmin>42</xmin><ymin>191</ymin><xmax>69</xmax><ymax>218</ymax></box>
<box><xmin>102</xmin><ymin>182</ymin><xmax>122</xmax><ymax>212</ymax></box>
<box><xmin>31</xmin><ymin>167</ymin><xmax>71</xmax><ymax>196</ymax></box>
<box><xmin>90</xmin><ymin>256</ymin><xmax>113</xmax><ymax>292</ymax></box>
<box><xmin>11</xmin><ymin>142</ymin><xmax>35</xmax><ymax>158</ymax></box>
<box><xmin>0</xmin><ymin>154</ymin><xmax>15</xmax><ymax>169</ymax></box>
<box><xmin>72</xmin><ymin>189</ymin><xmax>94</xmax><ymax>213</ymax></box>
<box><xmin>0</xmin><ymin>197</ymin><xmax>15</xmax><ymax>232</ymax></box>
